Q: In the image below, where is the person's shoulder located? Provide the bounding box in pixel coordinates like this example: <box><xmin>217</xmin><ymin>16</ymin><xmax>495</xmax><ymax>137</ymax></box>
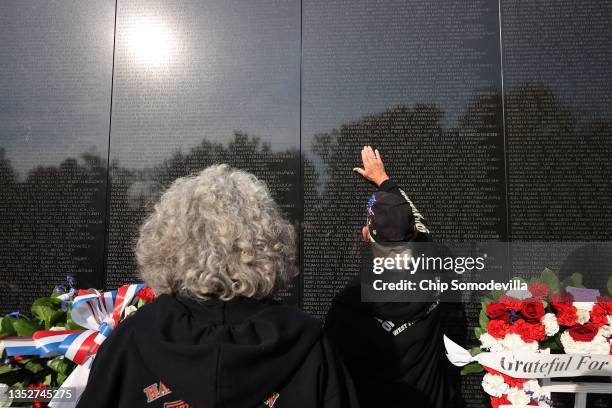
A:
<box><xmin>103</xmin><ymin>295</ymin><xmax>171</xmax><ymax>340</ymax></box>
<box><xmin>262</xmin><ymin>301</ymin><xmax>324</xmax><ymax>332</ymax></box>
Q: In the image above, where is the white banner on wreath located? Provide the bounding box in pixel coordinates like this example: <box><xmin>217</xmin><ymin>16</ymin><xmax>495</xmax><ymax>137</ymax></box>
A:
<box><xmin>444</xmin><ymin>336</ymin><xmax>612</xmax><ymax>379</ymax></box>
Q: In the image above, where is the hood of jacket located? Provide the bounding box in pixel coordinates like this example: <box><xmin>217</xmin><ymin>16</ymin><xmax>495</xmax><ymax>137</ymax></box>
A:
<box><xmin>130</xmin><ymin>294</ymin><xmax>322</xmax><ymax>408</ymax></box>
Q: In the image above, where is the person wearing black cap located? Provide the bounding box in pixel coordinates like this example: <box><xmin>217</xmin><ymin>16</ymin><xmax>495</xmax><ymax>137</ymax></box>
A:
<box><xmin>325</xmin><ymin>146</ymin><xmax>456</xmax><ymax>408</ymax></box>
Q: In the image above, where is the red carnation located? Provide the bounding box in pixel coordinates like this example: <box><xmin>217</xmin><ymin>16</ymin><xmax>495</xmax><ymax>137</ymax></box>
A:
<box><xmin>569</xmin><ymin>323</ymin><xmax>599</xmax><ymax>342</ymax></box>
<box><xmin>484</xmin><ymin>366</ymin><xmax>526</xmax><ymax>388</ymax></box>
<box><xmin>487</xmin><ymin>302</ymin><xmax>509</xmax><ymax>321</ymax></box>
<box><xmin>137</xmin><ymin>287</ymin><xmax>156</xmax><ymax>303</ymax></box>
<box><xmin>511</xmin><ymin>319</ymin><xmax>546</xmax><ymax>343</ymax></box>
<box><xmin>487</xmin><ymin>319</ymin><xmax>511</xmax><ymax>339</ymax></box>
<box><xmin>552</xmin><ymin>302</ymin><xmax>578</xmax><ymax>326</ymax></box>
<box><xmin>596</xmin><ymin>296</ymin><xmax>612</xmax><ymax>314</ymax></box>
<box><xmin>590</xmin><ymin>304</ymin><xmax>608</xmax><ymax>327</ymax></box>
<box><xmin>491</xmin><ymin>395</ymin><xmax>510</xmax><ymax>408</ymax></box>
<box><xmin>528</xmin><ymin>283</ymin><xmax>550</xmax><ymax>299</ymax></box>
<box><xmin>498</xmin><ymin>295</ymin><xmax>523</xmax><ymax>311</ymax></box>
<box><xmin>520</xmin><ymin>298</ymin><xmax>545</xmax><ymax>321</ymax></box>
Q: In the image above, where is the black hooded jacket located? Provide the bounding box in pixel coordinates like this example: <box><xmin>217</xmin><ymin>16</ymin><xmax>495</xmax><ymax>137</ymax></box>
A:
<box><xmin>324</xmin><ymin>179</ymin><xmax>455</xmax><ymax>408</ymax></box>
<box><xmin>76</xmin><ymin>294</ymin><xmax>359</xmax><ymax>408</ymax></box>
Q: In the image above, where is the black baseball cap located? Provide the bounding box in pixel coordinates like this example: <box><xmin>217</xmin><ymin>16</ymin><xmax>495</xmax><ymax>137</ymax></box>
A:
<box><xmin>366</xmin><ymin>191</ymin><xmax>414</xmax><ymax>242</ymax></box>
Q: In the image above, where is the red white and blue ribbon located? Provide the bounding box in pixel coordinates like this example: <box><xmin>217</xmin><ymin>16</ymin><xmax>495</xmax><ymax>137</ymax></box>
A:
<box><xmin>3</xmin><ymin>284</ymin><xmax>145</xmax><ymax>407</ymax></box>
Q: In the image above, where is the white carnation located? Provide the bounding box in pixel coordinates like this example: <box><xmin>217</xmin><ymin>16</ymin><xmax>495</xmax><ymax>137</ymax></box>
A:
<box><xmin>481</xmin><ymin>373</ymin><xmax>508</xmax><ymax>397</ymax></box>
<box><xmin>501</xmin><ymin>333</ymin><xmax>539</xmax><ymax>352</ymax></box>
<box><xmin>523</xmin><ymin>379</ymin><xmax>542</xmax><ymax>398</ymax></box>
<box><xmin>0</xmin><ymin>384</ymin><xmax>11</xmax><ymax>408</ymax></box>
<box><xmin>574</xmin><ymin>302</ymin><xmax>594</xmax><ymax>312</ymax></box>
<box><xmin>560</xmin><ymin>331</ymin><xmax>576</xmax><ymax>350</ymax></box>
<box><xmin>591</xmin><ymin>335</ymin><xmax>611</xmax><ymax>354</ymax></box>
<box><xmin>507</xmin><ymin>386</ymin><xmax>531</xmax><ymax>405</ymax></box>
<box><xmin>490</xmin><ymin>342</ymin><xmax>505</xmax><ymax>353</ymax></box>
<box><xmin>598</xmin><ymin>324</ymin><xmax>612</xmax><ymax>338</ymax></box>
<box><xmin>561</xmin><ymin>331</ymin><xmax>610</xmax><ymax>354</ymax></box>
<box><xmin>57</xmin><ymin>293</ymin><xmax>72</xmax><ymax>301</ymax></box>
<box><xmin>124</xmin><ymin>305</ymin><xmax>138</xmax><ymax>317</ymax></box>
<box><xmin>540</xmin><ymin>313</ymin><xmax>559</xmax><ymax>336</ymax></box>
<box><xmin>506</xmin><ymin>289</ymin><xmax>532</xmax><ymax>300</ymax></box>
<box><xmin>576</xmin><ymin>308</ymin><xmax>591</xmax><ymax>324</ymax></box>
<box><xmin>479</xmin><ymin>333</ymin><xmax>500</xmax><ymax>351</ymax></box>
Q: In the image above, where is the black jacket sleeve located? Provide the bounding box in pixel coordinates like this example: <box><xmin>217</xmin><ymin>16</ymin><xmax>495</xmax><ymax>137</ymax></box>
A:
<box><xmin>378</xmin><ymin>179</ymin><xmax>431</xmax><ymax>242</ymax></box>
<box><xmin>319</xmin><ymin>335</ymin><xmax>360</xmax><ymax>408</ymax></box>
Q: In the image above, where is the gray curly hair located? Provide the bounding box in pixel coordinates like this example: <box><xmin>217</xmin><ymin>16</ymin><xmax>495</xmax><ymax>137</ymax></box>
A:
<box><xmin>135</xmin><ymin>164</ymin><xmax>298</xmax><ymax>300</ymax></box>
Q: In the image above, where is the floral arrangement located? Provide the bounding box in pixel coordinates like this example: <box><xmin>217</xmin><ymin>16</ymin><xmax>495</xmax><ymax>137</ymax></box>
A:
<box><xmin>0</xmin><ymin>275</ymin><xmax>155</xmax><ymax>407</ymax></box>
<box><xmin>463</xmin><ymin>268</ymin><xmax>612</xmax><ymax>408</ymax></box>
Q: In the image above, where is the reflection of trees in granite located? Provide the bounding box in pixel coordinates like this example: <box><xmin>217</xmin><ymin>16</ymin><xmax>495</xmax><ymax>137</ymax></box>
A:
<box><xmin>105</xmin><ymin>131</ymin><xmax>303</xmax><ymax>288</ymax></box>
<box><xmin>0</xmin><ymin>148</ymin><xmax>16</xmax><ymax>187</ymax></box>
<box><xmin>305</xmin><ymin>92</ymin><xmax>505</xmax><ymax>274</ymax></box>
<box><xmin>504</xmin><ymin>83</ymin><xmax>612</xmax><ymax>408</ymax></box>
<box><xmin>0</xmin><ymin>132</ymin><xmax>302</xmax><ymax>312</ymax></box>
<box><xmin>307</xmin><ymin>93</ymin><xmax>507</xmax><ymax>241</ymax></box>
<box><xmin>304</xmin><ymin>85</ymin><xmax>611</xmax><ymax>407</ymax></box>
<box><xmin>0</xmin><ymin>149</ymin><xmax>107</xmax><ymax>313</ymax></box>
<box><xmin>151</xmin><ymin>131</ymin><xmax>301</xmax><ymax>221</ymax></box>
<box><xmin>304</xmin><ymin>95</ymin><xmax>506</xmax><ymax>407</ymax></box>
<box><xmin>505</xmin><ymin>83</ymin><xmax>612</xmax><ymax>240</ymax></box>
<box><xmin>0</xmin><ymin>148</ymin><xmax>17</xmax><ymax>300</ymax></box>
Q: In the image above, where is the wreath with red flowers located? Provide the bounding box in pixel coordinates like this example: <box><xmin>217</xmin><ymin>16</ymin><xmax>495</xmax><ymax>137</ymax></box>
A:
<box><xmin>462</xmin><ymin>268</ymin><xmax>612</xmax><ymax>407</ymax></box>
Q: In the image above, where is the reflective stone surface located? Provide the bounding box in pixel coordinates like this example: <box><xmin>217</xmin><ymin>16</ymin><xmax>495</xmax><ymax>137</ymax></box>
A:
<box><xmin>502</xmin><ymin>0</ymin><xmax>612</xmax><ymax>241</ymax></box>
<box><xmin>0</xmin><ymin>1</ymin><xmax>611</xmax><ymax>406</ymax></box>
<box><xmin>105</xmin><ymin>0</ymin><xmax>301</xmax><ymax>305</ymax></box>
<box><xmin>0</xmin><ymin>0</ymin><xmax>115</xmax><ymax>311</ymax></box>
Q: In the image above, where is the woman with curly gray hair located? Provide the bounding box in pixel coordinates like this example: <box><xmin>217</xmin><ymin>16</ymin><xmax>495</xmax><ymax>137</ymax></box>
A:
<box><xmin>136</xmin><ymin>164</ymin><xmax>298</xmax><ymax>301</ymax></box>
<box><xmin>77</xmin><ymin>164</ymin><xmax>359</xmax><ymax>408</ymax></box>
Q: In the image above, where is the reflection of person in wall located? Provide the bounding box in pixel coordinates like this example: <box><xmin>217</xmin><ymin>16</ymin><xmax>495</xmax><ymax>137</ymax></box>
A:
<box><xmin>325</xmin><ymin>146</ymin><xmax>456</xmax><ymax>408</ymax></box>
<box><xmin>77</xmin><ymin>165</ymin><xmax>359</xmax><ymax>408</ymax></box>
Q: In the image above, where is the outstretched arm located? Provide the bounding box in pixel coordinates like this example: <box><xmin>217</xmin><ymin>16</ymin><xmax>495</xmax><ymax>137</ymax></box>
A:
<box><xmin>353</xmin><ymin>146</ymin><xmax>431</xmax><ymax>241</ymax></box>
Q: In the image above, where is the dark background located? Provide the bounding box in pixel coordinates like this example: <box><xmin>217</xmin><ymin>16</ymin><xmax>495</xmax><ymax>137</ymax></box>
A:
<box><xmin>1</xmin><ymin>1</ymin><xmax>610</xmax><ymax>406</ymax></box>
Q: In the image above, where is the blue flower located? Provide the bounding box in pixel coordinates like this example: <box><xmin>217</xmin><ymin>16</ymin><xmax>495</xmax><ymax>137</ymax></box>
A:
<box><xmin>66</xmin><ymin>274</ymin><xmax>76</xmax><ymax>287</ymax></box>
<box><xmin>60</xmin><ymin>301</ymin><xmax>70</xmax><ymax>311</ymax></box>
<box><xmin>7</xmin><ymin>311</ymin><xmax>20</xmax><ymax>319</ymax></box>
<box><xmin>54</xmin><ymin>285</ymin><xmax>67</xmax><ymax>294</ymax></box>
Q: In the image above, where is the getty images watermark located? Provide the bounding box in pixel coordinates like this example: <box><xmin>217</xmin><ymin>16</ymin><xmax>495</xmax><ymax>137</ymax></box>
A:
<box><xmin>359</xmin><ymin>242</ymin><xmax>612</xmax><ymax>302</ymax></box>
<box><xmin>371</xmin><ymin>251</ymin><xmax>526</xmax><ymax>293</ymax></box>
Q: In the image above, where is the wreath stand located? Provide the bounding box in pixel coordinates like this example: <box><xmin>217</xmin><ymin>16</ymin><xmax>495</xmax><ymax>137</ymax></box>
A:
<box><xmin>499</xmin><ymin>378</ymin><xmax>612</xmax><ymax>408</ymax></box>
<box><xmin>540</xmin><ymin>377</ymin><xmax>612</xmax><ymax>408</ymax></box>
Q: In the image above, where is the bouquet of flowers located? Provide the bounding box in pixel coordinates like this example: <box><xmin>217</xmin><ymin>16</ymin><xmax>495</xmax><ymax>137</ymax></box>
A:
<box><xmin>0</xmin><ymin>275</ymin><xmax>155</xmax><ymax>407</ymax></box>
<box><xmin>463</xmin><ymin>268</ymin><xmax>612</xmax><ymax>408</ymax></box>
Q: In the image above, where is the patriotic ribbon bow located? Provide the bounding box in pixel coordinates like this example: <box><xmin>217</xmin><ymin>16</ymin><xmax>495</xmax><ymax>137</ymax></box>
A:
<box><xmin>3</xmin><ymin>284</ymin><xmax>145</xmax><ymax>407</ymax></box>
